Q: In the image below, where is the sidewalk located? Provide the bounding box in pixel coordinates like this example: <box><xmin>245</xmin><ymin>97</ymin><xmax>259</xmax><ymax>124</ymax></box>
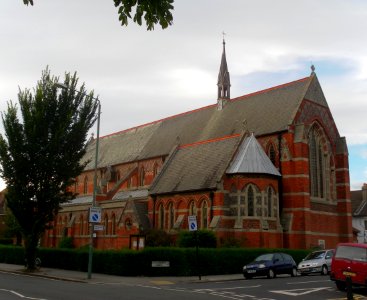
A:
<box><xmin>0</xmin><ymin>263</ymin><xmax>244</xmax><ymax>285</ymax></box>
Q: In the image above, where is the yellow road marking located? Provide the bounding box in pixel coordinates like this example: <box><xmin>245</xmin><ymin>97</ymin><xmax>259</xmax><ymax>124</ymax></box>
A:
<box><xmin>149</xmin><ymin>280</ymin><xmax>175</xmax><ymax>285</ymax></box>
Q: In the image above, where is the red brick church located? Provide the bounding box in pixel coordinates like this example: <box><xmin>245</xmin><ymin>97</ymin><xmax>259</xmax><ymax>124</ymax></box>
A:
<box><xmin>43</xmin><ymin>41</ymin><xmax>352</xmax><ymax>250</ymax></box>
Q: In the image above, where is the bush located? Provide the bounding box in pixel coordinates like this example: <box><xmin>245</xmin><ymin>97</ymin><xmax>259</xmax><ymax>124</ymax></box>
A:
<box><xmin>0</xmin><ymin>245</ymin><xmax>311</xmax><ymax>276</ymax></box>
<box><xmin>58</xmin><ymin>237</ymin><xmax>74</xmax><ymax>249</ymax></box>
<box><xmin>145</xmin><ymin>229</ymin><xmax>173</xmax><ymax>247</ymax></box>
<box><xmin>0</xmin><ymin>238</ymin><xmax>14</xmax><ymax>245</ymax></box>
<box><xmin>0</xmin><ymin>245</ymin><xmax>24</xmax><ymax>264</ymax></box>
<box><xmin>177</xmin><ymin>230</ymin><xmax>217</xmax><ymax>248</ymax></box>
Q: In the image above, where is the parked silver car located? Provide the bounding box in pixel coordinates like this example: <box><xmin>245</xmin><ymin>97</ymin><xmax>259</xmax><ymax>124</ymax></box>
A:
<box><xmin>297</xmin><ymin>249</ymin><xmax>334</xmax><ymax>275</ymax></box>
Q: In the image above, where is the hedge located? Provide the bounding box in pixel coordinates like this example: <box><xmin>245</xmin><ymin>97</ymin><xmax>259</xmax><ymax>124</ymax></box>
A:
<box><xmin>0</xmin><ymin>245</ymin><xmax>310</xmax><ymax>276</ymax></box>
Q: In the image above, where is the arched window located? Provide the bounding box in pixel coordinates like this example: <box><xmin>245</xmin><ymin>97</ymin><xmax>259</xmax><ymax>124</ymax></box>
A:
<box><xmin>189</xmin><ymin>201</ymin><xmax>196</xmax><ymax>216</ymax></box>
<box><xmin>104</xmin><ymin>215</ymin><xmax>109</xmax><ymax>235</ymax></box>
<box><xmin>247</xmin><ymin>186</ymin><xmax>254</xmax><ymax>217</ymax></box>
<box><xmin>268</xmin><ymin>144</ymin><xmax>276</xmax><ymax>166</ymax></box>
<box><xmin>168</xmin><ymin>202</ymin><xmax>174</xmax><ymax>229</ymax></box>
<box><xmin>308</xmin><ymin>126</ymin><xmax>330</xmax><ymax>200</ymax></box>
<box><xmin>111</xmin><ymin>214</ymin><xmax>116</xmax><ymax>235</ymax></box>
<box><xmin>229</xmin><ymin>185</ymin><xmax>238</xmax><ymax>216</ymax></box>
<box><xmin>153</xmin><ymin>163</ymin><xmax>158</xmax><ymax>178</ymax></box>
<box><xmin>201</xmin><ymin>201</ymin><xmax>208</xmax><ymax>229</ymax></box>
<box><xmin>83</xmin><ymin>176</ymin><xmax>88</xmax><ymax>194</ymax></box>
<box><xmin>125</xmin><ymin>218</ymin><xmax>132</xmax><ymax>230</ymax></box>
<box><xmin>267</xmin><ymin>187</ymin><xmax>273</xmax><ymax>217</ymax></box>
<box><xmin>140</xmin><ymin>168</ymin><xmax>145</xmax><ymax>186</ymax></box>
<box><xmin>158</xmin><ymin>204</ymin><xmax>164</xmax><ymax>229</ymax></box>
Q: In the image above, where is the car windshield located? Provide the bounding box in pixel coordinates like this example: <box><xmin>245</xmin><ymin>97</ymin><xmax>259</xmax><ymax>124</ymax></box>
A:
<box><xmin>305</xmin><ymin>251</ymin><xmax>325</xmax><ymax>260</ymax></box>
<box><xmin>335</xmin><ymin>246</ymin><xmax>367</xmax><ymax>262</ymax></box>
<box><xmin>255</xmin><ymin>254</ymin><xmax>274</xmax><ymax>261</ymax></box>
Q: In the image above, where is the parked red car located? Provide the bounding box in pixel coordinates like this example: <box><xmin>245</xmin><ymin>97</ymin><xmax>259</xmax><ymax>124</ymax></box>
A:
<box><xmin>330</xmin><ymin>243</ymin><xmax>367</xmax><ymax>291</ymax></box>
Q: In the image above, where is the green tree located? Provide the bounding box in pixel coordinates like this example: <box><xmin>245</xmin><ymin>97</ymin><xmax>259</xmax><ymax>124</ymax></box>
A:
<box><xmin>0</xmin><ymin>68</ymin><xmax>98</xmax><ymax>270</ymax></box>
<box><xmin>4</xmin><ymin>208</ymin><xmax>22</xmax><ymax>245</ymax></box>
<box><xmin>22</xmin><ymin>0</ymin><xmax>174</xmax><ymax>30</ymax></box>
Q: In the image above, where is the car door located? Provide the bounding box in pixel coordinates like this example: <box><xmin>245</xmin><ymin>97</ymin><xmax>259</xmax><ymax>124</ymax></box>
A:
<box><xmin>273</xmin><ymin>253</ymin><xmax>285</xmax><ymax>274</ymax></box>
<box><xmin>324</xmin><ymin>250</ymin><xmax>334</xmax><ymax>269</ymax></box>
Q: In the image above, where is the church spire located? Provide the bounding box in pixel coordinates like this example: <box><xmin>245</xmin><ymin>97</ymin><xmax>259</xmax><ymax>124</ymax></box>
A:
<box><xmin>217</xmin><ymin>36</ymin><xmax>231</xmax><ymax>110</ymax></box>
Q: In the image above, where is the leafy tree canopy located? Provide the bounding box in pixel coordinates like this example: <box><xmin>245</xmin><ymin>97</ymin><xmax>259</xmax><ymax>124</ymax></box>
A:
<box><xmin>22</xmin><ymin>0</ymin><xmax>174</xmax><ymax>30</ymax></box>
<box><xmin>0</xmin><ymin>68</ymin><xmax>98</xmax><ymax>269</ymax></box>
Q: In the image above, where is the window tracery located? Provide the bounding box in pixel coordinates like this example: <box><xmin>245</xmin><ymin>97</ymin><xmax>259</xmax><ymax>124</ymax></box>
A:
<box><xmin>308</xmin><ymin>124</ymin><xmax>336</xmax><ymax>202</ymax></box>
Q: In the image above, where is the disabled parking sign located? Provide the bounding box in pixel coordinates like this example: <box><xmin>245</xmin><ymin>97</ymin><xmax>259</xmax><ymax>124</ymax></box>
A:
<box><xmin>89</xmin><ymin>207</ymin><xmax>101</xmax><ymax>223</ymax></box>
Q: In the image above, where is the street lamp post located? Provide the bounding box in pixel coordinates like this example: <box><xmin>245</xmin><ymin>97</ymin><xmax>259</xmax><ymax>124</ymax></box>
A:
<box><xmin>55</xmin><ymin>83</ymin><xmax>101</xmax><ymax>279</ymax></box>
<box><xmin>87</xmin><ymin>98</ymin><xmax>101</xmax><ymax>279</ymax></box>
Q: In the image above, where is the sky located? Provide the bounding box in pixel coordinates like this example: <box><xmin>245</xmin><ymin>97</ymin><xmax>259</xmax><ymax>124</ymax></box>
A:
<box><xmin>0</xmin><ymin>0</ymin><xmax>366</xmax><ymax>191</ymax></box>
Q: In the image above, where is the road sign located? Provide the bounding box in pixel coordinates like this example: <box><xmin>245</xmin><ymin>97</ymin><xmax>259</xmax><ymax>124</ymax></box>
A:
<box><xmin>188</xmin><ymin>215</ymin><xmax>197</xmax><ymax>231</ymax></box>
<box><xmin>89</xmin><ymin>207</ymin><xmax>101</xmax><ymax>223</ymax></box>
<box><xmin>94</xmin><ymin>225</ymin><xmax>104</xmax><ymax>231</ymax></box>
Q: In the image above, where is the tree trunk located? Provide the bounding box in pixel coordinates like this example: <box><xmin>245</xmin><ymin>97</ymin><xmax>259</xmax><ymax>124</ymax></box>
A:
<box><xmin>24</xmin><ymin>234</ymin><xmax>39</xmax><ymax>271</ymax></box>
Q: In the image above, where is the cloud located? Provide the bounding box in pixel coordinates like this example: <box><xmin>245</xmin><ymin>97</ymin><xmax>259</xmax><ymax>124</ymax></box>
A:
<box><xmin>1</xmin><ymin>0</ymin><xmax>367</xmax><ymax>190</ymax></box>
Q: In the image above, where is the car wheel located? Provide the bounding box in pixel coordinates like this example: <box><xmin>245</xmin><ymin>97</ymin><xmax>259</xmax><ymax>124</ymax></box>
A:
<box><xmin>335</xmin><ymin>281</ymin><xmax>346</xmax><ymax>291</ymax></box>
<box><xmin>291</xmin><ymin>267</ymin><xmax>297</xmax><ymax>277</ymax></box>
<box><xmin>267</xmin><ymin>269</ymin><xmax>275</xmax><ymax>279</ymax></box>
<box><xmin>321</xmin><ymin>265</ymin><xmax>328</xmax><ymax>275</ymax></box>
<box><xmin>244</xmin><ymin>275</ymin><xmax>252</xmax><ymax>279</ymax></box>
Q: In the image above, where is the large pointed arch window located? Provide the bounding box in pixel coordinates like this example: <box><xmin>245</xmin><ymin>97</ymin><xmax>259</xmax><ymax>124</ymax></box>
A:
<box><xmin>309</xmin><ymin>127</ymin><xmax>326</xmax><ymax>199</ymax></box>
<box><xmin>308</xmin><ymin>125</ymin><xmax>336</xmax><ymax>201</ymax></box>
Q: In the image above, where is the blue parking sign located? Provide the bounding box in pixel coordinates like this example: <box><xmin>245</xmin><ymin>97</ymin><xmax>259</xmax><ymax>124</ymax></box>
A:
<box><xmin>188</xmin><ymin>215</ymin><xmax>197</xmax><ymax>231</ymax></box>
<box><xmin>89</xmin><ymin>207</ymin><xmax>101</xmax><ymax>223</ymax></box>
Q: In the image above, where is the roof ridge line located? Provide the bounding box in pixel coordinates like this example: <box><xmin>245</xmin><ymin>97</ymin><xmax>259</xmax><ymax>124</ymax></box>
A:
<box><xmin>179</xmin><ymin>134</ymin><xmax>241</xmax><ymax>149</ymax></box>
<box><xmin>100</xmin><ymin>76</ymin><xmax>310</xmax><ymax>140</ymax></box>
<box><xmin>100</xmin><ymin>103</ymin><xmax>216</xmax><ymax>140</ymax></box>
<box><xmin>282</xmin><ymin>74</ymin><xmax>314</xmax><ymax>130</ymax></box>
<box><xmin>230</xmin><ymin>76</ymin><xmax>310</xmax><ymax>103</ymax></box>
<box><xmin>355</xmin><ymin>199</ymin><xmax>367</xmax><ymax>215</ymax></box>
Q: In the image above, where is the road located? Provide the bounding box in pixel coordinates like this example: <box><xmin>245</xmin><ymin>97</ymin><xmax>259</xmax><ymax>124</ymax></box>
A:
<box><xmin>0</xmin><ymin>271</ymin><xmax>366</xmax><ymax>300</ymax></box>
<box><xmin>179</xmin><ymin>275</ymin><xmax>367</xmax><ymax>300</ymax></box>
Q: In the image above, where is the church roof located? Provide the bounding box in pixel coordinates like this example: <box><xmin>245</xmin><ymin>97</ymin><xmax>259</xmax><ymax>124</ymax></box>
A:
<box><xmin>82</xmin><ymin>74</ymin><xmax>326</xmax><ymax>171</ymax></box>
<box><xmin>227</xmin><ymin>133</ymin><xmax>281</xmax><ymax>176</ymax></box>
<box><xmin>149</xmin><ymin>135</ymin><xmax>241</xmax><ymax>195</ymax></box>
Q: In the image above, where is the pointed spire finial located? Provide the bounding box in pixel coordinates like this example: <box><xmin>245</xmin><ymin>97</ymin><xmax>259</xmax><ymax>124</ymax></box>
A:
<box><xmin>311</xmin><ymin>64</ymin><xmax>316</xmax><ymax>75</ymax></box>
<box><xmin>217</xmin><ymin>34</ymin><xmax>231</xmax><ymax>109</ymax></box>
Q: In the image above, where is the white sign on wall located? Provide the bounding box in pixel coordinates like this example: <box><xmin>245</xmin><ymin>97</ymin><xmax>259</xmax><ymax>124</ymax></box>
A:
<box><xmin>188</xmin><ymin>215</ymin><xmax>197</xmax><ymax>231</ymax></box>
<box><xmin>89</xmin><ymin>207</ymin><xmax>102</xmax><ymax>223</ymax></box>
